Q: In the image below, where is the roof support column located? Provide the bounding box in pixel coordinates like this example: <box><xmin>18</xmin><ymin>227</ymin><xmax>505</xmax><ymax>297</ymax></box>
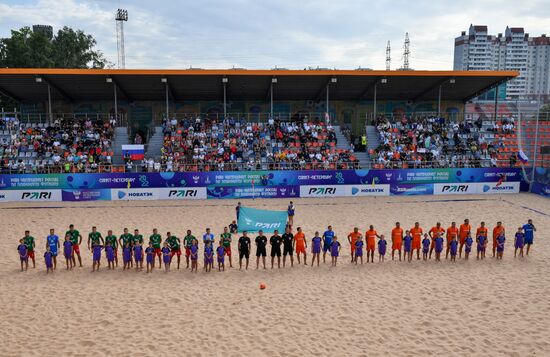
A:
<box><xmin>493</xmin><ymin>85</ymin><xmax>499</xmax><ymax>122</ymax></box>
<box><xmin>47</xmin><ymin>83</ymin><xmax>52</xmax><ymax>122</ymax></box>
<box><xmin>373</xmin><ymin>82</ymin><xmax>377</xmax><ymax>120</ymax></box>
<box><xmin>222</xmin><ymin>77</ymin><xmax>228</xmax><ymax>118</ymax></box>
<box><xmin>270</xmin><ymin>78</ymin><xmax>277</xmax><ymax>117</ymax></box>
<box><xmin>437</xmin><ymin>84</ymin><xmax>442</xmax><ymax>117</ymax></box>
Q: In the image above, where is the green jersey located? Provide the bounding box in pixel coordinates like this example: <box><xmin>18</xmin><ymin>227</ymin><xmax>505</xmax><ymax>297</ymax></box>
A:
<box><xmin>168</xmin><ymin>236</ymin><xmax>181</xmax><ymax>249</ymax></box>
<box><xmin>24</xmin><ymin>236</ymin><xmax>35</xmax><ymax>251</ymax></box>
<box><xmin>133</xmin><ymin>234</ymin><xmax>143</xmax><ymax>244</ymax></box>
<box><xmin>66</xmin><ymin>230</ymin><xmax>80</xmax><ymax>245</ymax></box>
<box><xmin>105</xmin><ymin>235</ymin><xmax>118</xmax><ymax>249</ymax></box>
<box><xmin>89</xmin><ymin>232</ymin><xmax>102</xmax><ymax>245</ymax></box>
<box><xmin>183</xmin><ymin>235</ymin><xmax>195</xmax><ymax>248</ymax></box>
<box><xmin>221</xmin><ymin>233</ymin><xmax>232</xmax><ymax>247</ymax></box>
<box><xmin>120</xmin><ymin>233</ymin><xmax>133</xmax><ymax>247</ymax></box>
<box><xmin>150</xmin><ymin>234</ymin><xmax>162</xmax><ymax>249</ymax></box>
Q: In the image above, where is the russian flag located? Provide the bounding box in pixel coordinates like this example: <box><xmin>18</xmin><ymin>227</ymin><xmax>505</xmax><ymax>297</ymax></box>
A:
<box><xmin>518</xmin><ymin>150</ymin><xmax>529</xmax><ymax>163</ymax></box>
<box><xmin>122</xmin><ymin>144</ymin><xmax>145</xmax><ymax>161</ymax></box>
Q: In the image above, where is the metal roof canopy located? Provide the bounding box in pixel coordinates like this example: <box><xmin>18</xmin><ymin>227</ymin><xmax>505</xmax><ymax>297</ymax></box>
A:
<box><xmin>0</xmin><ymin>68</ymin><xmax>517</xmax><ymax>103</ymax></box>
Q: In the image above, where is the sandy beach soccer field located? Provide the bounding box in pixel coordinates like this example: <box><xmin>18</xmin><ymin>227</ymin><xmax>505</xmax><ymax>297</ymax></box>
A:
<box><xmin>1</xmin><ymin>193</ymin><xmax>549</xmax><ymax>356</ymax></box>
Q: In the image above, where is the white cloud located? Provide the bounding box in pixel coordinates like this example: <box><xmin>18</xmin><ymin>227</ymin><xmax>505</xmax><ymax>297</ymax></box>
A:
<box><xmin>1</xmin><ymin>0</ymin><xmax>549</xmax><ymax>70</ymax></box>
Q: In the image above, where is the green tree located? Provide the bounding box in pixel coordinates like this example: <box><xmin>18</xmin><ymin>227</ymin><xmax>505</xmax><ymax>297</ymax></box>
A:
<box><xmin>0</xmin><ymin>26</ymin><xmax>109</xmax><ymax>68</ymax></box>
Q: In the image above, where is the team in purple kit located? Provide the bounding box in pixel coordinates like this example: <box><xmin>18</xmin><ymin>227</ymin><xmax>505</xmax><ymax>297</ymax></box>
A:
<box><xmin>14</xmin><ymin>218</ymin><xmax>536</xmax><ymax>274</ymax></box>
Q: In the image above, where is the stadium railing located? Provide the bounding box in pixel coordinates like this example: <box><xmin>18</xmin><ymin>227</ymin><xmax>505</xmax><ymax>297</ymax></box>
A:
<box><xmin>1</xmin><ymin>160</ymin><xmax>536</xmax><ymax>175</ymax></box>
<box><xmin>0</xmin><ymin>111</ymin><xmax>127</xmax><ymax>126</ymax></box>
<box><xmin>155</xmin><ymin>112</ymin><xmax>333</xmax><ymax>125</ymax></box>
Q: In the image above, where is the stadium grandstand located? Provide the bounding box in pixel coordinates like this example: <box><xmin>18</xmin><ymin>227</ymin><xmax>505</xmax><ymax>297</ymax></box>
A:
<box><xmin>1</xmin><ymin>67</ymin><xmax>547</xmax><ymax>173</ymax></box>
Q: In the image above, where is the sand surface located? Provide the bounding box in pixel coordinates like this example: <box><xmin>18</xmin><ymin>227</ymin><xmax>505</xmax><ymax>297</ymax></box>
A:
<box><xmin>1</xmin><ymin>193</ymin><xmax>549</xmax><ymax>356</ymax></box>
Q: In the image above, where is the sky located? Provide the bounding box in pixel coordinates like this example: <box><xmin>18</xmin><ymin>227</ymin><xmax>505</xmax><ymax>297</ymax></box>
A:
<box><xmin>0</xmin><ymin>0</ymin><xmax>549</xmax><ymax>70</ymax></box>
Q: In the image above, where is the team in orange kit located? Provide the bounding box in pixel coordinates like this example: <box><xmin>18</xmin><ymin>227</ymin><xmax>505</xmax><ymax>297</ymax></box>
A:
<box><xmin>391</xmin><ymin>222</ymin><xmax>404</xmax><ymax>261</ymax></box>
<box><xmin>347</xmin><ymin>227</ymin><xmax>362</xmax><ymax>263</ymax></box>
<box><xmin>365</xmin><ymin>225</ymin><xmax>380</xmax><ymax>263</ymax></box>
<box><xmin>428</xmin><ymin>222</ymin><xmax>445</xmax><ymax>259</ymax></box>
<box><xmin>492</xmin><ymin>222</ymin><xmax>505</xmax><ymax>258</ymax></box>
<box><xmin>410</xmin><ymin>222</ymin><xmax>423</xmax><ymax>260</ymax></box>
<box><xmin>458</xmin><ymin>219</ymin><xmax>471</xmax><ymax>258</ymax></box>
<box><xmin>446</xmin><ymin>222</ymin><xmax>459</xmax><ymax>259</ymax></box>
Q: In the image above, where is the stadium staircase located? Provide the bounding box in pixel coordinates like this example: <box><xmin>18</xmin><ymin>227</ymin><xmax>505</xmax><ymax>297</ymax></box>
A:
<box><xmin>334</xmin><ymin>125</ymin><xmax>370</xmax><ymax>168</ymax></box>
<box><xmin>366</xmin><ymin>125</ymin><xmax>380</xmax><ymax>151</ymax></box>
<box><xmin>112</xmin><ymin>127</ymin><xmax>130</xmax><ymax>165</ymax></box>
<box><xmin>145</xmin><ymin>126</ymin><xmax>164</xmax><ymax>160</ymax></box>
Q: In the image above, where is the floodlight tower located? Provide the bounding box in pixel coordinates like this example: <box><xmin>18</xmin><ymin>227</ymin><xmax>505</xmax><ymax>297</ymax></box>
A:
<box><xmin>385</xmin><ymin>41</ymin><xmax>391</xmax><ymax>71</ymax></box>
<box><xmin>115</xmin><ymin>9</ymin><xmax>128</xmax><ymax>69</ymax></box>
<box><xmin>403</xmin><ymin>32</ymin><xmax>410</xmax><ymax>70</ymax></box>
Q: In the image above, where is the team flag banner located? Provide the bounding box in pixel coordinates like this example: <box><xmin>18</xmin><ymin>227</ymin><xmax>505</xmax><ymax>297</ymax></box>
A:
<box><xmin>237</xmin><ymin>206</ymin><xmax>288</xmax><ymax>233</ymax></box>
<box><xmin>121</xmin><ymin>144</ymin><xmax>145</xmax><ymax>160</ymax></box>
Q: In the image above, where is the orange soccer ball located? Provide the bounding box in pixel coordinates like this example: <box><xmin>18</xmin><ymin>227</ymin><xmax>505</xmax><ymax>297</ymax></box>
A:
<box><xmin>259</xmin><ymin>283</ymin><xmax>266</xmax><ymax>290</ymax></box>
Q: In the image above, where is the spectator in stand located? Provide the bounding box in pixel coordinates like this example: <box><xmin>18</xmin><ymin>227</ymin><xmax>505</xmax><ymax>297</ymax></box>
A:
<box><xmin>159</xmin><ymin>115</ymin><xmax>359</xmax><ymax>172</ymax></box>
<box><xmin>0</xmin><ymin>116</ymin><xmax>114</xmax><ymax>173</ymax></box>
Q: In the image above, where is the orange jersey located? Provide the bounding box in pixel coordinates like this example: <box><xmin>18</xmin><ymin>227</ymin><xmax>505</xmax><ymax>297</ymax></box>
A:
<box><xmin>459</xmin><ymin>224</ymin><xmax>471</xmax><ymax>240</ymax></box>
<box><xmin>348</xmin><ymin>231</ymin><xmax>361</xmax><ymax>245</ymax></box>
<box><xmin>429</xmin><ymin>226</ymin><xmax>445</xmax><ymax>239</ymax></box>
<box><xmin>476</xmin><ymin>226</ymin><xmax>488</xmax><ymax>238</ymax></box>
<box><xmin>493</xmin><ymin>226</ymin><xmax>505</xmax><ymax>240</ymax></box>
<box><xmin>410</xmin><ymin>227</ymin><xmax>423</xmax><ymax>243</ymax></box>
<box><xmin>391</xmin><ymin>227</ymin><xmax>403</xmax><ymax>245</ymax></box>
<box><xmin>446</xmin><ymin>226</ymin><xmax>459</xmax><ymax>242</ymax></box>
<box><xmin>294</xmin><ymin>232</ymin><xmax>305</xmax><ymax>249</ymax></box>
<box><xmin>365</xmin><ymin>229</ymin><xmax>377</xmax><ymax>246</ymax></box>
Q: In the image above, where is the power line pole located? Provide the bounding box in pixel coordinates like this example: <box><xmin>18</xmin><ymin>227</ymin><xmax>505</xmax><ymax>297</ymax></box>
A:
<box><xmin>385</xmin><ymin>41</ymin><xmax>391</xmax><ymax>71</ymax></box>
<box><xmin>115</xmin><ymin>9</ymin><xmax>128</xmax><ymax>69</ymax></box>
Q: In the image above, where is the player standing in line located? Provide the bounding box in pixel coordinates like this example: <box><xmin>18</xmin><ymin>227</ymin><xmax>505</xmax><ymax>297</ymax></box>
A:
<box><xmin>149</xmin><ymin>228</ymin><xmax>162</xmax><ymax>269</ymax></box>
<box><xmin>428</xmin><ymin>222</ymin><xmax>445</xmax><ymax>259</ymax></box>
<box><xmin>523</xmin><ymin>219</ymin><xmax>536</xmax><ymax>255</ymax></box>
<box><xmin>347</xmin><ymin>227</ymin><xmax>362</xmax><ymax>263</ymax></box>
<box><xmin>410</xmin><ymin>222</ymin><xmax>423</xmax><ymax>260</ymax></box>
<box><xmin>183</xmin><ymin>230</ymin><xmax>196</xmax><ymax>269</ymax></box>
<box><xmin>46</xmin><ymin>228</ymin><xmax>60</xmax><ymax>270</ymax></box>
<box><xmin>446</xmin><ymin>222</ymin><xmax>459</xmax><ymax>260</ymax></box>
<box><xmin>66</xmin><ymin>225</ymin><xmax>83</xmax><ymax>268</ymax></box>
<box><xmin>203</xmin><ymin>228</ymin><xmax>215</xmax><ymax>250</ymax></box>
<box><xmin>458</xmin><ymin>219</ymin><xmax>471</xmax><ymax>258</ymax></box>
<box><xmin>166</xmin><ymin>232</ymin><xmax>182</xmax><ymax>269</ymax></box>
<box><xmin>87</xmin><ymin>226</ymin><xmax>104</xmax><ymax>252</ymax></box>
<box><xmin>220</xmin><ymin>227</ymin><xmax>233</xmax><ymax>268</ymax></box>
<box><xmin>492</xmin><ymin>222</ymin><xmax>505</xmax><ymax>258</ymax></box>
<box><xmin>105</xmin><ymin>230</ymin><xmax>118</xmax><ymax>267</ymax></box>
<box><xmin>365</xmin><ymin>225</ymin><xmax>380</xmax><ymax>263</ymax></box>
<box><xmin>133</xmin><ymin>230</ymin><xmax>144</xmax><ymax>264</ymax></box>
<box><xmin>119</xmin><ymin>228</ymin><xmax>133</xmax><ymax>268</ymax></box>
<box><xmin>22</xmin><ymin>231</ymin><xmax>36</xmax><ymax>269</ymax></box>
<box><xmin>322</xmin><ymin>226</ymin><xmax>335</xmax><ymax>263</ymax></box>
<box><xmin>391</xmin><ymin>222</ymin><xmax>403</xmax><ymax>261</ymax></box>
